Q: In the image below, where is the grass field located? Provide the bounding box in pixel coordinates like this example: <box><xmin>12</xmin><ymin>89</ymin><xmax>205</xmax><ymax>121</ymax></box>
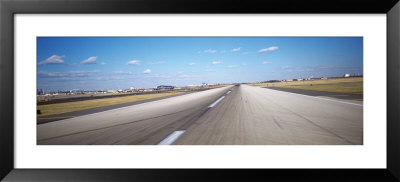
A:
<box><xmin>248</xmin><ymin>77</ymin><xmax>363</xmax><ymax>95</ymax></box>
<box><xmin>37</xmin><ymin>92</ymin><xmax>182</xmax><ymax>117</ymax></box>
<box><xmin>280</xmin><ymin>82</ymin><xmax>363</xmax><ymax>95</ymax></box>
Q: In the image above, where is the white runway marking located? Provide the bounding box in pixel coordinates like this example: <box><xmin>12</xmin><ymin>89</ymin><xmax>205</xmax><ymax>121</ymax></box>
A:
<box><xmin>208</xmin><ymin>96</ymin><xmax>225</xmax><ymax>108</ymax></box>
<box><xmin>265</xmin><ymin>88</ymin><xmax>363</xmax><ymax>107</ymax></box>
<box><xmin>311</xmin><ymin>96</ymin><xmax>363</xmax><ymax>106</ymax></box>
<box><xmin>157</xmin><ymin>130</ymin><xmax>186</xmax><ymax>145</ymax></box>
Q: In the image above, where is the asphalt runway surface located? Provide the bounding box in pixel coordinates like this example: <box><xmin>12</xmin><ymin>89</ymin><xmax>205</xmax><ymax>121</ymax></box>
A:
<box><xmin>37</xmin><ymin>91</ymin><xmax>194</xmax><ymax>124</ymax></box>
<box><xmin>37</xmin><ymin>85</ymin><xmax>363</xmax><ymax>145</ymax></box>
<box><xmin>265</xmin><ymin>87</ymin><xmax>363</xmax><ymax>101</ymax></box>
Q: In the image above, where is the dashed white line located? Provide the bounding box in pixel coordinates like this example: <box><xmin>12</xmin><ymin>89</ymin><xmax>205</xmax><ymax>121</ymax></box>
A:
<box><xmin>159</xmin><ymin>92</ymin><xmax>228</xmax><ymax>145</ymax></box>
<box><xmin>208</xmin><ymin>96</ymin><xmax>225</xmax><ymax>108</ymax></box>
<box><xmin>157</xmin><ymin>130</ymin><xmax>186</xmax><ymax>145</ymax></box>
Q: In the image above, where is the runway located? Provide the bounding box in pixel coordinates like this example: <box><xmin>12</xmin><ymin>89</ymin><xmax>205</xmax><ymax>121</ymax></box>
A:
<box><xmin>266</xmin><ymin>87</ymin><xmax>363</xmax><ymax>101</ymax></box>
<box><xmin>37</xmin><ymin>85</ymin><xmax>362</xmax><ymax>145</ymax></box>
<box><xmin>37</xmin><ymin>86</ymin><xmax>233</xmax><ymax>145</ymax></box>
<box><xmin>37</xmin><ymin>91</ymin><xmax>192</xmax><ymax>124</ymax></box>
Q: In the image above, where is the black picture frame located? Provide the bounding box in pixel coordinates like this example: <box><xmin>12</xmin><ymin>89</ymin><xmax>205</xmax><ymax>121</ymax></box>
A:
<box><xmin>1</xmin><ymin>0</ymin><xmax>399</xmax><ymax>181</ymax></box>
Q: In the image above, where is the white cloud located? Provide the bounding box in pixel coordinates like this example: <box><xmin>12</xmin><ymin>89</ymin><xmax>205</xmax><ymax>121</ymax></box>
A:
<box><xmin>38</xmin><ymin>70</ymin><xmax>99</xmax><ymax>77</ymax></box>
<box><xmin>205</xmin><ymin>68</ymin><xmax>216</xmax><ymax>72</ymax></box>
<box><xmin>38</xmin><ymin>71</ymin><xmax>62</xmax><ymax>77</ymax></box>
<box><xmin>147</xmin><ymin>61</ymin><xmax>165</xmax><ymax>65</ymax></box>
<box><xmin>262</xmin><ymin>61</ymin><xmax>272</xmax><ymax>64</ymax></box>
<box><xmin>204</xmin><ymin>49</ymin><xmax>217</xmax><ymax>53</ymax></box>
<box><xmin>95</xmin><ymin>76</ymin><xmax>128</xmax><ymax>81</ymax></box>
<box><xmin>144</xmin><ymin>74</ymin><xmax>172</xmax><ymax>79</ymax></box>
<box><xmin>111</xmin><ymin>71</ymin><xmax>133</xmax><ymax>75</ymax></box>
<box><xmin>258</xmin><ymin>46</ymin><xmax>279</xmax><ymax>53</ymax></box>
<box><xmin>227</xmin><ymin>65</ymin><xmax>240</xmax><ymax>68</ymax></box>
<box><xmin>143</xmin><ymin>69</ymin><xmax>152</xmax><ymax>74</ymax></box>
<box><xmin>232</xmin><ymin>47</ymin><xmax>241</xmax><ymax>52</ymax></box>
<box><xmin>81</xmin><ymin>56</ymin><xmax>97</xmax><ymax>64</ymax></box>
<box><xmin>38</xmin><ymin>55</ymin><xmax>65</xmax><ymax>65</ymax></box>
<box><xmin>212</xmin><ymin>61</ymin><xmax>222</xmax><ymax>65</ymax></box>
<box><xmin>281</xmin><ymin>66</ymin><xmax>291</xmax><ymax>69</ymax></box>
<box><xmin>101</xmin><ymin>62</ymin><xmax>106</xmax><ymax>65</ymax></box>
<box><xmin>127</xmin><ymin>60</ymin><xmax>141</xmax><ymax>66</ymax></box>
<box><xmin>175</xmin><ymin>74</ymin><xmax>200</xmax><ymax>80</ymax></box>
<box><xmin>188</xmin><ymin>62</ymin><xmax>196</xmax><ymax>66</ymax></box>
<box><xmin>179</xmin><ymin>74</ymin><xmax>190</xmax><ymax>78</ymax></box>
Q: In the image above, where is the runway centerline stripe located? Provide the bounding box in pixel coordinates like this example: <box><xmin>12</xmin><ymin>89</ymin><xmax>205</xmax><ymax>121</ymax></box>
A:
<box><xmin>208</xmin><ymin>96</ymin><xmax>225</xmax><ymax>108</ymax></box>
<box><xmin>157</xmin><ymin>130</ymin><xmax>186</xmax><ymax>145</ymax></box>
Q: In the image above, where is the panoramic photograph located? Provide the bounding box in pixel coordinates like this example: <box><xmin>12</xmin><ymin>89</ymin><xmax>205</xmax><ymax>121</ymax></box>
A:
<box><xmin>36</xmin><ymin>37</ymin><xmax>363</xmax><ymax>145</ymax></box>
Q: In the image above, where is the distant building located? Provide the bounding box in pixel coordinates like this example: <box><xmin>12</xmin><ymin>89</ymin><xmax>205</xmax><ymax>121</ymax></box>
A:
<box><xmin>321</xmin><ymin>77</ymin><xmax>328</xmax><ymax>80</ymax></box>
<box><xmin>344</xmin><ymin>73</ymin><xmax>350</xmax><ymax>78</ymax></box>
<box><xmin>37</xmin><ymin>88</ymin><xmax>45</xmax><ymax>95</ymax></box>
<box><xmin>157</xmin><ymin>85</ymin><xmax>174</xmax><ymax>90</ymax></box>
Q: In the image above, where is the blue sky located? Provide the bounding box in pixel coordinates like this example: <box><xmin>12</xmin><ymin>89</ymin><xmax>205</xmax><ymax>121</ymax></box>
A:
<box><xmin>37</xmin><ymin>37</ymin><xmax>363</xmax><ymax>91</ymax></box>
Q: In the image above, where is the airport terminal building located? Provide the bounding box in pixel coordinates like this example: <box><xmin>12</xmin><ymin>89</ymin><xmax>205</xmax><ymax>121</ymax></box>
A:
<box><xmin>157</xmin><ymin>85</ymin><xmax>175</xmax><ymax>90</ymax></box>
